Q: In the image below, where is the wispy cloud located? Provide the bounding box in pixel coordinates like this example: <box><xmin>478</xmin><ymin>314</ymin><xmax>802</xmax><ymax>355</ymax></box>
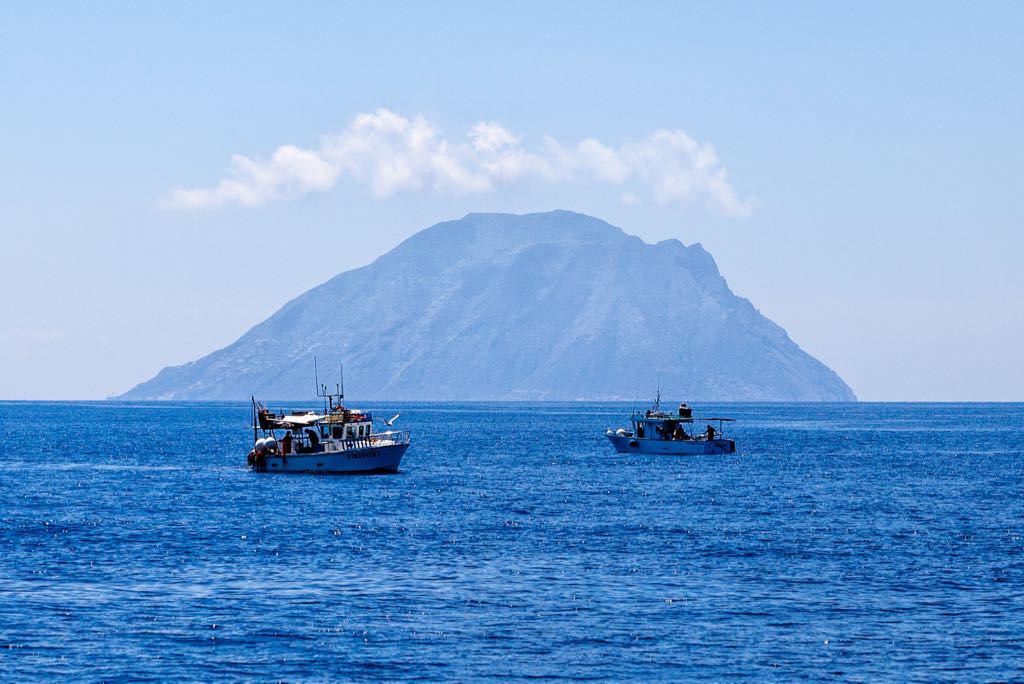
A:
<box><xmin>162</xmin><ymin>109</ymin><xmax>752</xmax><ymax>217</ymax></box>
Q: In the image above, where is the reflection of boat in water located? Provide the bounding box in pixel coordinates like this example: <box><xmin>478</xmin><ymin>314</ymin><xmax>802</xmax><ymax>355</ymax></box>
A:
<box><xmin>606</xmin><ymin>395</ymin><xmax>735</xmax><ymax>455</ymax></box>
<box><xmin>247</xmin><ymin>369</ymin><xmax>408</xmax><ymax>474</ymax></box>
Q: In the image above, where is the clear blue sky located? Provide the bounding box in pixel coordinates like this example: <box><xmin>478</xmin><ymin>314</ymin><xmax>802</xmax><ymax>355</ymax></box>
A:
<box><xmin>1</xmin><ymin>1</ymin><xmax>1021</xmax><ymax>400</ymax></box>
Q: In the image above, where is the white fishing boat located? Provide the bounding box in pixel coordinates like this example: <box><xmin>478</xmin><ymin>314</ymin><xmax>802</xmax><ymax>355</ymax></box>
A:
<box><xmin>247</xmin><ymin>368</ymin><xmax>408</xmax><ymax>474</ymax></box>
<box><xmin>606</xmin><ymin>395</ymin><xmax>736</xmax><ymax>455</ymax></box>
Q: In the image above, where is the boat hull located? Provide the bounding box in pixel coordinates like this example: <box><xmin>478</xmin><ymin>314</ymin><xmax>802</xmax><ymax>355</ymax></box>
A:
<box><xmin>255</xmin><ymin>443</ymin><xmax>408</xmax><ymax>474</ymax></box>
<box><xmin>607</xmin><ymin>434</ymin><xmax>735</xmax><ymax>455</ymax></box>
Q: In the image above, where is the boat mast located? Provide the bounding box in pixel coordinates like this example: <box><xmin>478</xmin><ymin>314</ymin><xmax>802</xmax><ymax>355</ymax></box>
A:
<box><xmin>251</xmin><ymin>396</ymin><xmax>257</xmax><ymax>443</ymax></box>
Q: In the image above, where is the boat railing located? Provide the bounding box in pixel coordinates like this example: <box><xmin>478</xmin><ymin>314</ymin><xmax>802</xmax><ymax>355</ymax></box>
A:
<box><xmin>334</xmin><ymin>430</ymin><xmax>410</xmax><ymax>451</ymax></box>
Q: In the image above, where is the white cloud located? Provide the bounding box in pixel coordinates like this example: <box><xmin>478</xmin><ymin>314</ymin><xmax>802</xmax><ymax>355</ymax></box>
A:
<box><xmin>468</xmin><ymin>121</ymin><xmax>521</xmax><ymax>153</ymax></box>
<box><xmin>162</xmin><ymin>108</ymin><xmax>752</xmax><ymax>217</ymax></box>
<box><xmin>163</xmin><ymin>145</ymin><xmax>338</xmax><ymax>209</ymax></box>
<box><xmin>621</xmin><ymin>130</ymin><xmax>753</xmax><ymax>217</ymax></box>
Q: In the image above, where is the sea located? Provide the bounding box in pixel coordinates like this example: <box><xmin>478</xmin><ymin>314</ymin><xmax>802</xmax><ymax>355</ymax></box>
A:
<box><xmin>1</xmin><ymin>401</ymin><xmax>1022</xmax><ymax>681</ymax></box>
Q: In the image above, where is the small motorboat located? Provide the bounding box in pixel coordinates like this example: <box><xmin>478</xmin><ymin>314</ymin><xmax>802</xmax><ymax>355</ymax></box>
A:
<box><xmin>606</xmin><ymin>395</ymin><xmax>735</xmax><ymax>455</ymax></box>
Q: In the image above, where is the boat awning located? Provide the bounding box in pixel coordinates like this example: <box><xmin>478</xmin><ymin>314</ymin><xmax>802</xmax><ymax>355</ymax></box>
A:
<box><xmin>278</xmin><ymin>413</ymin><xmax>325</xmax><ymax>426</ymax></box>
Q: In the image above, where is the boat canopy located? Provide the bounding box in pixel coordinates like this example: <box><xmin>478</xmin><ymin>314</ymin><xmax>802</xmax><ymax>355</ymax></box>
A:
<box><xmin>635</xmin><ymin>413</ymin><xmax>735</xmax><ymax>422</ymax></box>
<box><xmin>267</xmin><ymin>411</ymin><xmax>372</xmax><ymax>428</ymax></box>
<box><xmin>277</xmin><ymin>413</ymin><xmax>325</xmax><ymax>426</ymax></box>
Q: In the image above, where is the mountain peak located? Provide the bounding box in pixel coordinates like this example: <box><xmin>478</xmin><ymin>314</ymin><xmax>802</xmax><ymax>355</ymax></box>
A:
<box><xmin>121</xmin><ymin>211</ymin><xmax>855</xmax><ymax>401</ymax></box>
<box><xmin>408</xmin><ymin>209</ymin><xmax>631</xmax><ymax>251</ymax></box>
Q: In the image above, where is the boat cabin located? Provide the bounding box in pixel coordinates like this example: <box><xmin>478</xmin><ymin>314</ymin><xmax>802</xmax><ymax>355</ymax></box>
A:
<box><xmin>633</xmin><ymin>415</ymin><xmax>691</xmax><ymax>441</ymax></box>
<box><xmin>253</xmin><ymin>403</ymin><xmax>379</xmax><ymax>455</ymax></box>
<box><xmin>628</xmin><ymin>403</ymin><xmax>733</xmax><ymax>442</ymax></box>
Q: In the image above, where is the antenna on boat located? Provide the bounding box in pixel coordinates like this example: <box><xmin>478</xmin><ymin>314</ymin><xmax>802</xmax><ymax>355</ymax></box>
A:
<box><xmin>315</xmin><ymin>356</ymin><xmax>334</xmax><ymax>412</ymax></box>
<box><xmin>654</xmin><ymin>374</ymin><xmax>662</xmax><ymax>412</ymax></box>
<box><xmin>313</xmin><ymin>356</ymin><xmax>345</xmax><ymax>412</ymax></box>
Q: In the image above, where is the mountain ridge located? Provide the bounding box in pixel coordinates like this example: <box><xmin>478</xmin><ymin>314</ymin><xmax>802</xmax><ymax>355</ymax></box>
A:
<box><xmin>121</xmin><ymin>210</ymin><xmax>855</xmax><ymax>401</ymax></box>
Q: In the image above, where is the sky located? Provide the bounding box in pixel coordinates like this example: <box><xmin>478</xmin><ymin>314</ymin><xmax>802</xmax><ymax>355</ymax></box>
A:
<box><xmin>1</xmin><ymin>1</ymin><xmax>1021</xmax><ymax>401</ymax></box>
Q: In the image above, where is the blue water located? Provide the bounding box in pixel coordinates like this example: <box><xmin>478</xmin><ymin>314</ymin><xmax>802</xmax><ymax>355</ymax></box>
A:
<box><xmin>1</xmin><ymin>402</ymin><xmax>1022</xmax><ymax>681</ymax></box>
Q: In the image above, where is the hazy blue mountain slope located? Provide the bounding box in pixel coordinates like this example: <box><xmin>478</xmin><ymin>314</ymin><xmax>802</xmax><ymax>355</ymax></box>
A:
<box><xmin>121</xmin><ymin>211</ymin><xmax>855</xmax><ymax>401</ymax></box>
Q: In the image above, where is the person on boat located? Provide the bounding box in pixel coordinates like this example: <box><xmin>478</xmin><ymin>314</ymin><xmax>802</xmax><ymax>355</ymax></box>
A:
<box><xmin>305</xmin><ymin>428</ymin><xmax>320</xmax><ymax>451</ymax></box>
<box><xmin>672</xmin><ymin>424</ymin><xmax>686</xmax><ymax>440</ymax></box>
<box><xmin>705</xmin><ymin>424</ymin><xmax>716</xmax><ymax>440</ymax></box>
<box><xmin>281</xmin><ymin>431</ymin><xmax>292</xmax><ymax>455</ymax></box>
<box><xmin>257</xmin><ymin>407</ymin><xmax>273</xmax><ymax>430</ymax></box>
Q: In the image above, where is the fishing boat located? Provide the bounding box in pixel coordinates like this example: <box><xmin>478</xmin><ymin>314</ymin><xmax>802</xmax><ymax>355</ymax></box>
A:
<box><xmin>246</xmin><ymin>370</ymin><xmax>409</xmax><ymax>474</ymax></box>
<box><xmin>606</xmin><ymin>394</ymin><xmax>736</xmax><ymax>455</ymax></box>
